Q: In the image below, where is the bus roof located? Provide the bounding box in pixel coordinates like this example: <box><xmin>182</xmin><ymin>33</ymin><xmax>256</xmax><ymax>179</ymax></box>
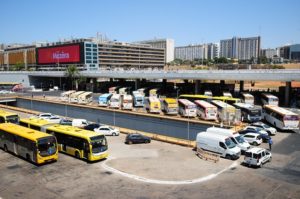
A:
<box><xmin>0</xmin><ymin>110</ymin><xmax>19</xmax><ymax>117</ymax></box>
<box><xmin>194</xmin><ymin>100</ymin><xmax>216</xmax><ymax>108</ymax></box>
<box><xmin>211</xmin><ymin>100</ymin><xmax>234</xmax><ymax>108</ymax></box>
<box><xmin>99</xmin><ymin>93</ymin><xmax>112</xmax><ymax>98</ymax></box>
<box><xmin>62</xmin><ymin>90</ymin><xmax>76</xmax><ymax>95</ymax></box>
<box><xmin>78</xmin><ymin>92</ymin><xmax>93</xmax><ymax>98</ymax></box>
<box><xmin>213</xmin><ymin>96</ymin><xmax>241</xmax><ymax>102</ymax></box>
<box><xmin>46</xmin><ymin>125</ymin><xmax>103</xmax><ymax>139</ymax></box>
<box><xmin>0</xmin><ymin>82</ymin><xmax>19</xmax><ymax>85</ymax></box>
<box><xmin>242</xmin><ymin>93</ymin><xmax>254</xmax><ymax>98</ymax></box>
<box><xmin>234</xmin><ymin>103</ymin><xmax>261</xmax><ymax>110</ymax></box>
<box><xmin>178</xmin><ymin>99</ymin><xmax>195</xmax><ymax>106</ymax></box>
<box><xmin>70</xmin><ymin>91</ymin><xmax>85</xmax><ymax>97</ymax></box>
<box><xmin>0</xmin><ymin>123</ymin><xmax>53</xmax><ymax>141</ymax></box>
<box><xmin>179</xmin><ymin>94</ymin><xmax>211</xmax><ymax>99</ymax></box>
<box><xmin>264</xmin><ymin>105</ymin><xmax>298</xmax><ymax>116</ymax></box>
<box><xmin>262</xmin><ymin>93</ymin><xmax>278</xmax><ymax>99</ymax></box>
<box><xmin>123</xmin><ymin>94</ymin><xmax>132</xmax><ymax>100</ymax></box>
<box><xmin>111</xmin><ymin>94</ymin><xmax>121</xmax><ymax>98</ymax></box>
<box><xmin>164</xmin><ymin>98</ymin><xmax>177</xmax><ymax>104</ymax></box>
<box><xmin>20</xmin><ymin>118</ymin><xmax>53</xmax><ymax>127</ymax></box>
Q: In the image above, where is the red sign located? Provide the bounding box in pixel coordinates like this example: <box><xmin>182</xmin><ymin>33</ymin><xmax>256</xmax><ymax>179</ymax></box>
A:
<box><xmin>37</xmin><ymin>44</ymin><xmax>80</xmax><ymax>64</ymax></box>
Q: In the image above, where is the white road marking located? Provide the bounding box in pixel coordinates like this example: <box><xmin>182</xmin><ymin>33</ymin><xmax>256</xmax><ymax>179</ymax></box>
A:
<box><xmin>101</xmin><ymin>159</ymin><xmax>238</xmax><ymax>185</ymax></box>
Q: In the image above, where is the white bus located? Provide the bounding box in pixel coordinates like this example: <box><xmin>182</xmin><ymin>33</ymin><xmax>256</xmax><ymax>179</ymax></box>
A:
<box><xmin>118</xmin><ymin>87</ymin><xmax>130</xmax><ymax>95</ymax></box>
<box><xmin>69</xmin><ymin>91</ymin><xmax>85</xmax><ymax>103</ymax></box>
<box><xmin>98</xmin><ymin>93</ymin><xmax>113</xmax><ymax>107</ymax></box>
<box><xmin>78</xmin><ymin>92</ymin><xmax>93</xmax><ymax>104</ymax></box>
<box><xmin>261</xmin><ymin>93</ymin><xmax>279</xmax><ymax>106</ymax></box>
<box><xmin>241</xmin><ymin>93</ymin><xmax>254</xmax><ymax>105</ymax></box>
<box><xmin>194</xmin><ymin>100</ymin><xmax>218</xmax><ymax>120</ymax></box>
<box><xmin>60</xmin><ymin>90</ymin><xmax>76</xmax><ymax>102</ymax></box>
<box><xmin>109</xmin><ymin>94</ymin><xmax>121</xmax><ymax>108</ymax></box>
<box><xmin>211</xmin><ymin>100</ymin><xmax>237</xmax><ymax>122</ymax></box>
<box><xmin>233</xmin><ymin>103</ymin><xmax>262</xmax><ymax>122</ymax></box>
<box><xmin>137</xmin><ymin>88</ymin><xmax>147</xmax><ymax>96</ymax></box>
<box><xmin>223</xmin><ymin>92</ymin><xmax>232</xmax><ymax>98</ymax></box>
<box><xmin>132</xmin><ymin>91</ymin><xmax>144</xmax><ymax>107</ymax></box>
<box><xmin>178</xmin><ymin>99</ymin><xmax>197</xmax><ymax>117</ymax></box>
<box><xmin>263</xmin><ymin>105</ymin><xmax>299</xmax><ymax>130</ymax></box>
<box><xmin>121</xmin><ymin>94</ymin><xmax>133</xmax><ymax>110</ymax></box>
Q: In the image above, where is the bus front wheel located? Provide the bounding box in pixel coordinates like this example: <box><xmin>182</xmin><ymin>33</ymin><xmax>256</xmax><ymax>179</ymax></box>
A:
<box><xmin>75</xmin><ymin>151</ymin><xmax>80</xmax><ymax>159</ymax></box>
<box><xmin>3</xmin><ymin>145</ymin><xmax>8</xmax><ymax>152</ymax></box>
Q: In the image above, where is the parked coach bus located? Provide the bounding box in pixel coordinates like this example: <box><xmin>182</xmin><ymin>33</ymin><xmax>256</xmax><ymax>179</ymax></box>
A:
<box><xmin>162</xmin><ymin>98</ymin><xmax>178</xmax><ymax>115</ymax></box>
<box><xmin>109</xmin><ymin>86</ymin><xmax>120</xmax><ymax>94</ymax></box>
<box><xmin>78</xmin><ymin>92</ymin><xmax>93</xmax><ymax>104</ymax></box>
<box><xmin>19</xmin><ymin>118</ymin><xmax>108</xmax><ymax>161</ymax></box>
<box><xmin>70</xmin><ymin>91</ymin><xmax>85</xmax><ymax>103</ymax></box>
<box><xmin>146</xmin><ymin>97</ymin><xmax>161</xmax><ymax>113</ymax></box>
<box><xmin>118</xmin><ymin>87</ymin><xmax>130</xmax><ymax>95</ymax></box>
<box><xmin>0</xmin><ymin>123</ymin><xmax>58</xmax><ymax>164</ymax></box>
<box><xmin>241</xmin><ymin>93</ymin><xmax>254</xmax><ymax>105</ymax></box>
<box><xmin>98</xmin><ymin>93</ymin><xmax>112</xmax><ymax>107</ymax></box>
<box><xmin>132</xmin><ymin>91</ymin><xmax>144</xmax><ymax>107</ymax></box>
<box><xmin>211</xmin><ymin>100</ymin><xmax>236</xmax><ymax>122</ymax></box>
<box><xmin>263</xmin><ymin>105</ymin><xmax>299</xmax><ymax>130</ymax></box>
<box><xmin>178</xmin><ymin>99</ymin><xmax>197</xmax><ymax>117</ymax></box>
<box><xmin>233</xmin><ymin>103</ymin><xmax>262</xmax><ymax>122</ymax></box>
<box><xmin>149</xmin><ymin>88</ymin><xmax>160</xmax><ymax>97</ymax></box>
<box><xmin>194</xmin><ymin>100</ymin><xmax>217</xmax><ymax>121</ymax></box>
<box><xmin>261</xmin><ymin>93</ymin><xmax>279</xmax><ymax>106</ymax></box>
<box><xmin>109</xmin><ymin>94</ymin><xmax>121</xmax><ymax>108</ymax></box>
<box><xmin>60</xmin><ymin>90</ymin><xmax>76</xmax><ymax>102</ymax></box>
<box><xmin>0</xmin><ymin>110</ymin><xmax>19</xmax><ymax>124</ymax></box>
<box><xmin>121</xmin><ymin>94</ymin><xmax>133</xmax><ymax>110</ymax></box>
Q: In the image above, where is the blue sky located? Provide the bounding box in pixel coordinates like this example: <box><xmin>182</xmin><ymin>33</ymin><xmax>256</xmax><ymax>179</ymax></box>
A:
<box><xmin>1</xmin><ymin>0</ymin><xmax>299</xmax><ymax>48</ymax></box>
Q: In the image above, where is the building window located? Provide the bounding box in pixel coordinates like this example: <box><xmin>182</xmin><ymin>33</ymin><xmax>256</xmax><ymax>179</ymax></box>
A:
<box><xmin>86</xmin><ymin>44</ymin><xmax>92</xmax><ymax>47</ymax></box>
<box><xmin>86</xmin><ymin>48</ymin><xmax>91</xmax><ymax>51</ymax></box>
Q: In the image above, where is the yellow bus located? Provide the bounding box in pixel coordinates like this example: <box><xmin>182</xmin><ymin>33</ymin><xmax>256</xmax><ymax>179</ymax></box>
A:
<box><xmin>20</xmin><ymin>118</ymin><xmax>108</xmax><ymax>162</ymax></box>
<box><xmin>0</xmin><ymin>123</ymin><xmax>58</xmax><ymax>164</ymax></box>
<box><xmin>0</xmin><ymin>110</ymin><xmax>20</xmax><ymax>124</ymax></box>
<box><xmin>162</xmin><ymin>98</ymin><xmax>178</xmax><ymax>115</ymax></box>
<box><xmin>145</xmin><ymin>96</ymin><xmax>161</xmax><ymax>113</ymax></box>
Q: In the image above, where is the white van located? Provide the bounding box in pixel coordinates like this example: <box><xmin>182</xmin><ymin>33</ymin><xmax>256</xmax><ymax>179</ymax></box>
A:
<box><xmin>72</xmin><ymin>119</ymin><xmax>89</xmax><ymax>128</ymax></box>
<box><xmin>196</xmin><ymin>132</ymin><xmax>241</xmax><ymax>160</ymax></box>
<box><xmin>206</xmin><ymin>127</ymin><xmax>250</xmax><ymax>153</ymax></box>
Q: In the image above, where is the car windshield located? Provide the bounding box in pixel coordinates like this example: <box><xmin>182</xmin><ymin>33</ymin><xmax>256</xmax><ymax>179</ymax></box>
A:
<box><xmin>90</xmin><ymin>135</ymin><xmax>108</xmax><ymax>153</ymax></box>
<box><xmin>38</xmin><ymin>136</ymin><xmax>57</xmax><ymax>157</ymax></box>
<box><xmin>235</xmin><ymin>135</ymin><xmax>245</xmax><ymax>143</ymax></box>
<box><xmin>225</xmin><ymin>138</ymin><xmax>236</xmax><ymax>149</ymax></box>
<box><xmin>6</xmin><ymin>115</ymin><xmax>19</xmax><ymax>124</ymax></box>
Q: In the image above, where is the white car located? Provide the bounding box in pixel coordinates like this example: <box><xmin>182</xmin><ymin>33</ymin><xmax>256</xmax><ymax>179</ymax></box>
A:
<box><xmin>242</xmin><ymin>133</ymin><xmax>262</xmax><ymax>146</ymax></box>
<box><xmin>94</xmin><ymin>126</ymin><xmax>120</xmax><ymax>136</ymax></box>
<box><xmin>243</xmin><ymin>147</ymin><xmax>272</xmax><ymax>167</ymax></box>
<box><xmin>244</xmin><ymin>126</ymin><xmax>269</xmax><ymax>136</ymax></box>
<box><xmin>251</xmin><ymin>122</ymin><xmax>277</xmax><ymax>135</ymax></box>
<box><xmin>44</xmin><ymin>116</ymin><xmax>62</xmax><ymax>123</ymax></box>
<box><xmin>36</xmin><ymin>113</ymin><xmax>55</xmax><ymax>119</ymax></box>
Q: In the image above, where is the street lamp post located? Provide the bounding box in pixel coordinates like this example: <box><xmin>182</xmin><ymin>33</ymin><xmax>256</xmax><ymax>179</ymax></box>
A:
<box><xmin>187</xmin><ymin>111</ymin><xmax>190</xmax><ymax>140</ymax></box>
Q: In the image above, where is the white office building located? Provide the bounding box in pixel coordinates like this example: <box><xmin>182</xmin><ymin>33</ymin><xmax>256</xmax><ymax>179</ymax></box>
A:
<box><xmin>220</xmin><ymin>36</ymin><xmax>261</xmax><ymax>60</ymax></box>
<box><xmin>175</xmin><ymin>43</ymin><xmax>218</xmax><ymax>61</ymax></box>
<box><xmin>136</xmin><ymin>38</ymin><xmax>174</xmax><ymax>63</ymax></box>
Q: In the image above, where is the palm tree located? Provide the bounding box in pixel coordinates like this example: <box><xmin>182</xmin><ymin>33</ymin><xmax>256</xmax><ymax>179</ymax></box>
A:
<box><xmin>65</xmin><ymin>65</ymin><xmax>80</xmax><ymax>90</ymax></box>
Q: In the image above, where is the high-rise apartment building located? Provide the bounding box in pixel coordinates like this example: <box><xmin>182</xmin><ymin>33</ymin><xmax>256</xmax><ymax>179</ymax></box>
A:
<box><xmin>261</xmin><ymin>48</ymin><xmax>278</xmax><ymax>58</ymax></box>
<box><xmin>220</xmin><ymin>36</ymin><xmax>260</xmax><ymax>60</ymax></box>
<box><xmin>175</xmin><ymin>43</ymin><xmax>218</xmax><ymax>61</ymax></box>
<box><xmin>136</xmin><ymin>39</ymin><xmax>174</xmax><ymax>63</ymax></box>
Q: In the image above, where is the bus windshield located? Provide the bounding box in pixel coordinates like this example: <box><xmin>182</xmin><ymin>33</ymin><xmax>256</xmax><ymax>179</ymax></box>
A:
<box><xmin>249</xmin><ymin>109</ymin><xmax>261</xmax><ymax>116</ymax></box>
<box><xmin>6</xmin><ymin>115</ymin><xmax>19</xmax><ymax>124</ymax></box>
<box><xmin>90</xmin><ymin>135</ymin><xmax>108</xmax><ymax>153</ymax></box>
<box><xmin>38</xmin><ymin>137</ymin><xmax>57</xmax><ymax>157</ymax></box>
<box><xmin>284</xmin><ymin>115</ymin><xmax>299</xmax><ymax>121</ymax></box>
<box><xmin>225</xmin><ymin>138</ymin><xmax>236</xmax><ymax>149</ymax></box>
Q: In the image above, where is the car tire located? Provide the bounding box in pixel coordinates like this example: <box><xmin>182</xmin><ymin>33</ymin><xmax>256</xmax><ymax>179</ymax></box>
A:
<box><xmin>75</xmin><ymin>151</ymin><xmax>80</xmax><ymax>159</ymax></box>
<box><xmin>253</xmin><ymin>142</ymin><xmax>258</xmax><ymax>146</ymax></box>
<box><xmin>225</xmin><ymin>154</ymin><xmax>231</xmax><ymax>159</ymax></box>
<box><xmin>128</xmin><ymin>141</ymin><xmax>133</xmax><ymax>145</ymax></box>
<box><xmin>145</xmin><ymin>140</ymin><xmax>150</xmax><ymax>144</ymax></box>
<box><xmin>268</xmin><ymin>157</ymin><xmax>272</xmax><ymax>162</ymax></box>
<box><xmin>3</xmin><ymin>144</ymin><xmax>8</xmax><ymax>152</ymax></box>
<box><xmin>26</xmin><ymin>154</ymin><xmax>31</xmax><ymax>162</ymax></box>
<box><xmin>259</xmin><ymin>163</ymin><xmax>263</xmax><ymax>168</ymax></box>
<box><xmin>112</xmin><ymin>133</ymin><xmax>116</xmax><ymax>136</ymax></box>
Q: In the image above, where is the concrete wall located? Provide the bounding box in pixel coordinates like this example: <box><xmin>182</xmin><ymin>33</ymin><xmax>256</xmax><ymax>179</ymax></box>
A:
<box><xmin>0</xmin><ymin>73</ymin><xmax>31</xmax><ymax>87</ymax></box>
<box><xmin>16</xmin><ymin>98</ymin><xmax>211</xmax><ymax>140</ymax></box>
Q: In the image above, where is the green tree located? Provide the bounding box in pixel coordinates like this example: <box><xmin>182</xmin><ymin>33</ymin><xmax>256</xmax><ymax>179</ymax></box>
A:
<box><xmin>12</xmin><ymin>62</ymin><xmax>25</xmax><ymax>71</ymax></box>
<box><xmin>65</xmin><ymin>65</ymin><xmax>81</xmax><ymax>90</ymax></box>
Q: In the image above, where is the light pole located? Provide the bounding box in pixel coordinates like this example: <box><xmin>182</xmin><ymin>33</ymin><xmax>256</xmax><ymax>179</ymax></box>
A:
<box><xmin>113</xmin><ymin>108</ymin><xmax>116</xmax><ymax>126</ymax></box>
<box><xmin>187</xmin><ymin>111</ymin><xmax>190</xmax><ymax>140</ymax></box>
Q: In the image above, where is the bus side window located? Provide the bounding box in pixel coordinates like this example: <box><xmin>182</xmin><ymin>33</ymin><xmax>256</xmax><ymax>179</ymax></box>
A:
<box><xmin>0</xmin><ymin>116</ymin><xmax>5</xmax><ymax>123</ymax></box>
<box><xmin>83</xmin><ymin>141</ymin><xmax>90</xmax><ymax>152</ymax></box>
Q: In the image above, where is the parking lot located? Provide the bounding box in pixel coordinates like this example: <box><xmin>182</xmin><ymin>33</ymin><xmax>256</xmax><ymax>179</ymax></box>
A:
<box><xmin>0</xmin><ymin>109</ymin><xmax>300</xmax><ymax>199</ymax></box>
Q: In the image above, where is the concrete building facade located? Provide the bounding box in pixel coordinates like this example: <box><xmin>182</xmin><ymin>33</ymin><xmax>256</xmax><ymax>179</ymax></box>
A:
<box><xmin>261</xmin><ymin>48</ymin><xmax>278</xmax><ymax>59</ymax></box>
<box><xmin>220</xmin><ymin>36</ymin><xmax>261</xmax><ymax>60</ymax></box>
<box><xmin>175</xmin><ymin>43</ymin><xmax>218</xmax><ymax>61</ymax></box>
<box><xmin>136</xmin><ymin>39</ymin><xmax>174</xmax><ymax>63</ymax></box>
<box><xmin>98</xmin><ymin>41</ymin><xmax>165</xmax><ymax>69</ymax></box>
